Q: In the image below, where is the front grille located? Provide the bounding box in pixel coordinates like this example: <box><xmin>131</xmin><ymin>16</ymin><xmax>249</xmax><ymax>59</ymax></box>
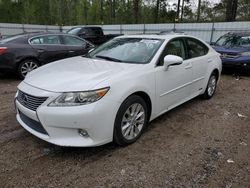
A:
<box><xmin>19</xmin><ymin>110</ymin><xmax>48</xmax><ymax>135</ymax></box>
<box><xmin>17</xmin><ymin>90</ymin><xmax>48</xmax><ymax>111</ymax></box>
<box><xmin>221</xmin><ymin>53</ymin><xmax>238</xmax><ymax>59</ymax></box>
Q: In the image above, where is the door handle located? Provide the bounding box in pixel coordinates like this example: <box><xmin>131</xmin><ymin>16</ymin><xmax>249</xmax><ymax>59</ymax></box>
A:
<box><xmin>208</xmin><ymin>58</ymin><xmax>213</xmax><ymax>63</ymax></box>
<box><xmin>69</xmin><ymin>50</ymin><xmax>75</xmax><ymax>53</ymax></box>
<box><xmin>185</xmin><ymin>63</ymin><xmax>192</xmax><ymax>69</ymax></box>
<box><xmin>37</xmin><ymin>49</ymin><xmax>45</xmax><ymax>53</ymax></box>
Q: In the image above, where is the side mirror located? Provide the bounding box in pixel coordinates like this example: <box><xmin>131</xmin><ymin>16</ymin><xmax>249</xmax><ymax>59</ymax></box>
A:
<box><xmin>163</xmin><ymin>55</ymin><xmax>183</xmax><ymax>70</ymax></box>
<box><xmin>82</xmin><ymin>43</ymin><xmax>87</xmax><ymax>48</ymax></box>
<box><xmin>86</xmin><ymin>42</ymin><xmax>95</xmax><ymax>49</ymax></box>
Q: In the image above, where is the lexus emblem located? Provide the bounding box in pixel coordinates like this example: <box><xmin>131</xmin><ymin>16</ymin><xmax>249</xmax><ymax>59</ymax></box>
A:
<box><xmin>221</xmin><ymin>53</ymin><xmax>227</xmax><ymax>58</ymax></box>
<box><xmin>20</xmin><ymin>93</ymin><xmax>28</xmax><ymax>105</ymax></box>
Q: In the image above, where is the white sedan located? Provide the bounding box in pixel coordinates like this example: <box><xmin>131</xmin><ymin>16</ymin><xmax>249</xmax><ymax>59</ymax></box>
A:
<box><xmin>15</xmin><ymin>34</ymin><xmax>222</xmax><ymax>147</ymax></box>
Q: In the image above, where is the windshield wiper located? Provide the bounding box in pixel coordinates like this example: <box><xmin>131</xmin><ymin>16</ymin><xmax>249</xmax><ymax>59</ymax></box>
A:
<box><xmin>95</xmin><ymin>55</ymin><xmax>122</xmax><ymax>62</ymax></box>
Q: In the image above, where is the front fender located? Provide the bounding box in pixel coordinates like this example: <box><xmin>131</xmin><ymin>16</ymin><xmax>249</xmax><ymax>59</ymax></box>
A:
<box><xmin>93</xmin><ymin>68</ymin><xmax>156</xmax><ymax>120</ymax></box>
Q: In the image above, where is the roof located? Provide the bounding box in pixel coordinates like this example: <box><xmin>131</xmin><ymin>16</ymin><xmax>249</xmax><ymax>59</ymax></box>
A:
<box><xmin>70</xmin><ymin>26</ymin><xmax>102</xmax><ymax>29</ymax></box>
<box><xmin>226</xmin><ymin>32</ymin><xmax>250</xmax><ymax>36</ymax></box>
<box><xmin>25</xmin><ymin>32</ymin><xmax>63</xmax><ymax>37</ymax></box>
<box><xmin>4</xmin><ymin>32</ymin><xmax>76</xmax><ymax>39</ymax></box>
<box><xmin>0</xmin><ymin>32</ymin><xmax>84</xmax><ymax>44</ymax></box>
<box><xmin>116</xmin><ymin>33</ymin><xmax>190</xmax><ymax>40</ymax></box>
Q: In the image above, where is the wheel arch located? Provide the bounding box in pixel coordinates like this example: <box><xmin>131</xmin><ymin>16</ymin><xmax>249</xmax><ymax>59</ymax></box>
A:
<box><xmin>212</xmin><ymin>68</ymin><xmax>220</xmax><ymax>80</ymax></box>
<box><xmin>16</xmin><ymin>56</ymin><xmax>41</xmax><ymax>70</ymax></box>
<box><xmin>201</xmin><ymin>67</ymin><xmax>220</xmax><ymax>95</ymax></box>
<box><xmin>16</xmin><ymin>57</ymin><xmax>41</xmax><ymax>79</ymax></box>
<box><xmin>128</xmin><ymin>91</ymin><xmax>152</xmax><ymax>122</ymax></box>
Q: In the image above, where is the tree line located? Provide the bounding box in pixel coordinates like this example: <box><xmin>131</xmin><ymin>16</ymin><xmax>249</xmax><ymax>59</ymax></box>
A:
<box><xmin>0</xmin><ymin>0</ymin><xmax>249</xmax><ymax>26</ymax></box>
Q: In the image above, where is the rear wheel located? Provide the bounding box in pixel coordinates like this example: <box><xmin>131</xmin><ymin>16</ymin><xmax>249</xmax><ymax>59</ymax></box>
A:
<box><xmin>17</xmin><ymin>59</ymin><xmax>39</xmax><ymax>79</ymax></box>
<box><xmin>202</xmin><ymin>72</ymin><xmax>218</xmax><ymax>99</ymax></box>
<box><xmin>114</xmin><ymin>95</ymin><xmax>148</xmax><ymax>146</ymax></box>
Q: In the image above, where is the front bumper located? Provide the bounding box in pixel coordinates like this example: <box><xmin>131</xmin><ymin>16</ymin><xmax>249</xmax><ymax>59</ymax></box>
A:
<box><xmin>222</xmin><ymin>56</ymin><xmax>250</xmax><ymax>71</ymax></box>
<box><xmin>15</xmin><ymin>82</ymin><xmax>121</xmax><ymax>147</ymax></box>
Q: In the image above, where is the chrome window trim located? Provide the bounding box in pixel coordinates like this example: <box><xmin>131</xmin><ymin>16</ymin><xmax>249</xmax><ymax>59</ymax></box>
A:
<box><xmin>28</xmin><ymin>34</ymin><xmax>90</xmax><ymax>47</ymax></box>
<box><xmin>28</xmin><ymin>34</ymin><xmax>62</xmax><ymax>46</ymax></box>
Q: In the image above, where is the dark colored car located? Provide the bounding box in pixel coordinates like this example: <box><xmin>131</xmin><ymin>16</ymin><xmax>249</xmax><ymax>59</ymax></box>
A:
<box><xmin>66</xmin><ymin>26</ymin><xmax>121</xmax><ymax>45</ymax></box>
<box><xmin>212</xmin><ymin>32</ymin><xmax>250</xmax><ymax>71</ymax></box>
<box><xmin>0</xmin><ymin>32</ymin><xmax>94</xmax><ymax>78</ymax></box>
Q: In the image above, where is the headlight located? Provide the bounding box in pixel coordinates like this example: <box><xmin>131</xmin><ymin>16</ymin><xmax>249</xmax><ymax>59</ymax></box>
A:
<box><xmin>241</xmin><ymin>52</ymin><xmax>250</xmax><ymax>56</ymax></box>
<box><xmin>48</xmin><ymin>87</ymin><xmax>109</xmax><ymax>106</ymax></box>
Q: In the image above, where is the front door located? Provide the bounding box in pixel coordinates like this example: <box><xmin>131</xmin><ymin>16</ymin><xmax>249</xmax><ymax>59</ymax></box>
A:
<box><xmin>155</xmin><ymin>38</ymin><xmax>193</xmax><ymax>115</ymax></box>
<box><xmin>61</xmin><ymin>35</ymin><xmax>90</xmax><ymax>57</ymax></box>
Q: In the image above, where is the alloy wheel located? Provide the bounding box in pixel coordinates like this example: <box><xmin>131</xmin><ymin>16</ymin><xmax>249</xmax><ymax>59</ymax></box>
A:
<box><xmin>121</xmin><ymin>103</ymin><xmax>145</xmax><ymax>140</ymax></box>
<box><xmin>21</xmin><ymin>61</ymin><xmax>38</xmax><ymax>77</ymax></box>
<box><xmin>207</xmin><ymin>75</ymin><xmax>217</xmax><ymax>96</ymax></box>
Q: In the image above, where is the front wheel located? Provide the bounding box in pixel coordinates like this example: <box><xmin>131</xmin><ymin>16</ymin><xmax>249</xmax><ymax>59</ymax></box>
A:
<box><xmin>17</xmin><ymin>59</ymin><xmax>39</xmax><ymax>79</ymax></box>
<box><xmin>202</xmin><ymin>72</ymin><xmax>218</xmax><ymax>99</ymax></box>
<box><xmin>113</xmin><ymin>95</ymin><xmax>148</xmax><ymax>146</ymax></box>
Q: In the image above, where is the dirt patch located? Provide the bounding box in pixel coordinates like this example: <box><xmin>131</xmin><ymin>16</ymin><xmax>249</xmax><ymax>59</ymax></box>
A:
<box><xmin>0</xmin><ymin>74</ymin><xmax>249</xmax><ymax>187</ymax></box>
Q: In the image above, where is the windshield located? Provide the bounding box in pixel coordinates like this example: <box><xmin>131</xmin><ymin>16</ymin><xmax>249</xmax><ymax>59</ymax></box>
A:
<box><xmin>88</xmin><ymin>38</ymin><xmax>163</xmax><ymax>64</ymax></box>
<box><xmin>67</xmin><ymin>27</ymin><xmax>82</xmax><ymax>35</ymax></box>
<box><xmin>215</xmin><ymin>35</ymin><xmax>250</xmax><ymax>48</ymax></box>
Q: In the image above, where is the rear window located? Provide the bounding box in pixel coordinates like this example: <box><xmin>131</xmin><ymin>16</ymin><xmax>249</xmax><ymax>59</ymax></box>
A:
<box><xmin>67</xmin><ymin>27</ymin><xmax>103</xmax><ymax>36</ymax></box>
<box><xmin>86</xmin><ymin>28</ymin><xmax>103</xmax><ymax>35</ymax></box>
<box><xmin>67</xmin><ymin>27</ymin><xmax>82</xmax><ymax>35</ymax></box>
<box><xmin>0</xmin><ymin>34</ymin><xmax>27</xmax><ymax>44</ymax></box>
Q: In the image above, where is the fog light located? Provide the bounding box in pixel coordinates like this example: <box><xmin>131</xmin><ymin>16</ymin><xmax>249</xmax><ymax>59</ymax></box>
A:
<box><xmin>78</xmin><ymin>129</ymin><xmax>89</xmax><ymax>137</ymax></box>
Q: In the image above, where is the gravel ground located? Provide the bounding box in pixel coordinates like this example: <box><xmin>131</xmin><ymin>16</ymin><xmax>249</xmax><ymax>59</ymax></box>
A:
<box><xmin>0</xmin><ymin>74</ymin><xmax>249</xmax><ymax>188</ymax></box>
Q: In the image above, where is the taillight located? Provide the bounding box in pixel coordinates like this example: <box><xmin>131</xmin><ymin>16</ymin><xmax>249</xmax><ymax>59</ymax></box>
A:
<box><xmin>0</xmin><ymin>47</ymin><xmax>7</xmax><ymax>55</ymax></box>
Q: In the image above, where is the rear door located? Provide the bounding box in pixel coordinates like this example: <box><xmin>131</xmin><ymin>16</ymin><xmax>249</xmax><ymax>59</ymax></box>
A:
<box><xmin>184</xmin><ymin>37</ymin><xmax>210</xmax><ymax>95</ymax></box>
<box><xmin>61</xmin><ymin>35</ymin><xmax>91</xmax><ymax>57</ymax></box>
<box><xmin>29</xmin><ymin>35</ymin><xmax>68</xmax><ymax>64</ymax></box>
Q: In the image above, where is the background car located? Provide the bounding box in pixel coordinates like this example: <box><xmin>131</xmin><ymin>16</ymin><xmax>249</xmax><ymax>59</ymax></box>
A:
<box><xmin>15</xmin><ymin>34</ymin><xmax>221</xmax><ymax>147</ymax></box>
<box><xmin>0</xmin><ymin>32</ymin><xmax>94</xmax><ymax>78</ymax></box>
<box><xmin>66</xmin><ymin>26</ymin><xmax>121</xmax><ymax>45</ymax></box>
<box><xmin>212</xmin><ymin>32</ymin><xmax>250</xmax><ymax>72</ymax></box>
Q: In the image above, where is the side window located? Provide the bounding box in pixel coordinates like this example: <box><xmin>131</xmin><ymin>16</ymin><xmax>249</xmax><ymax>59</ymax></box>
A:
<box><xmin>239</xmin><ymin>36</ymin><xmax>250</xmax><ymax>47</ymax></box>
<box><xmin>84</xmin><ymin>28</ymin><xmax>92</xmax><ymax>36</ymax></box>
<box><xmin>63</xmin><ymin>36</ymin><xmax>86</xmax><ymax>46</ymax></box>
<box><xmin>186</xmin><ymin>38</ymin><xmax>208</xmax><ymax>58</ymax></box>
<box><xmin>158</xmin><ymin>39</ymin><xmax>186</xmax><ymax>66</ymax></box>
<box><xmin>79</xmin><ymin>28</ymin><xmax>86</xmax><ymax>34</ymax></box>
<box><xmin>30</xmin><ymin>37</ymin><xmax>41</xmax><ymax>44</ymax></box>
<box><xmin>30</xmin><ymin>38</ymin><xmax>41</xmax><ymax>44</ymax></box>
<box><xmin>30</xmin><ymin>35</ymin><xmax>61</xmax><ymax>45</ymax></box>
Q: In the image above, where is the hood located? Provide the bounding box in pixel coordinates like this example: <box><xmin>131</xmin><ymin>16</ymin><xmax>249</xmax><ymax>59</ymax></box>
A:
<box><xmin>24</xmin><ymin>56</ymin><xmax>139</xmax><ymax>92</ymax></box>
<box><xmin>213</xmin><ymin>46</ymin><xmax>250</xmax><ymax>54</ymax></box>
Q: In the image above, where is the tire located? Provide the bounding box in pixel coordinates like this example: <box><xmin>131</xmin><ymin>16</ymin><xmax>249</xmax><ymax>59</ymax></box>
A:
<box><xmin>17</xmin><ymin>59</ymin><xmax>39</xmax><ymax>79</ymax></box>
<box><xmin>113</xmin><ymin>95</ymin><xmax>148</xmax><ymax>146</ymax></box>
<box><xmin>202</xmin><ymin>72</ymin><xmax>218</xmax><ymax>99</ymax></box>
